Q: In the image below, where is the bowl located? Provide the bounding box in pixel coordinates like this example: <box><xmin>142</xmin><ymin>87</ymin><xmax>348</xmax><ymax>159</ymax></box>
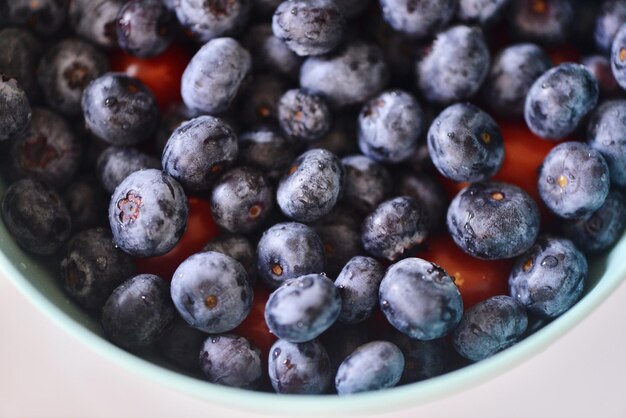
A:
<box><xmin>1</xmin><ymin>172</ymin><xmax>625</xmax><ymax>417</ymax></box>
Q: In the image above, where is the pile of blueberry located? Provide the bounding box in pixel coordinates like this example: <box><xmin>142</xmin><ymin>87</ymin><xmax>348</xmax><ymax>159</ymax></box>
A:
<box><xmin>1</xmin><ymin>0</ymin><xmax>626</xmax><ymax>395</ymax></box>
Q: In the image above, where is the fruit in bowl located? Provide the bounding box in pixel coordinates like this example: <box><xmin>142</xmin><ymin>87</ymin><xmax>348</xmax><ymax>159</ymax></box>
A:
<box><xmin>1</xmin><ymin>0</ymin><xmax>626</xmax><ymax>412</ymax></box>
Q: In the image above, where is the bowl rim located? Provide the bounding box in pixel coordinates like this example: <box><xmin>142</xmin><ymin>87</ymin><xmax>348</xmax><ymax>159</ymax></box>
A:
<box><xmin>2</xmin><ymin>239</ymin><xmax>626</xmax><ymax>417</ymax></box>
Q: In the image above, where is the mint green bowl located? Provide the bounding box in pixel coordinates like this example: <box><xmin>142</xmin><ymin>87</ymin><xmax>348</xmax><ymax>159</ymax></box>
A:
<box><xmin>1</xmin><ymin>175</ymin><xmax>625</xmax><ymax>417</ymax></box>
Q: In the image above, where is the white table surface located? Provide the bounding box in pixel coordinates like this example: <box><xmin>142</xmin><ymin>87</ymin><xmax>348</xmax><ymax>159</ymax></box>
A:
<box><xmin>1</xmin><ymin>273</ymin><xmax>625</xmax><ymax>418</ymax></box>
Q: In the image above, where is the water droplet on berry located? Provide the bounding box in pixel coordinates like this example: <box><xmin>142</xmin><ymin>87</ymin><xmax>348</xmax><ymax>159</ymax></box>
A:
<box><xmin>96</xmin><ymin>257</ymin><xmax>107</xmax><ymax>270</ymax></box>
<box><xmin>540</xmin><ymin>255</ymin><xmax>558</xmax><ymax>268</ymax></box>
<box><xmin>272</xmin><ymin>348</ymin><xmax>281</xmax><ymax>359</ymax></box>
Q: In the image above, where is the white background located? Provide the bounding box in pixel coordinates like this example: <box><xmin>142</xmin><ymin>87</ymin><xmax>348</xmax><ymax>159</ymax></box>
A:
<box><xmin>1</xmin><ymin>275</ymin><xmax>625</xmax><ymax>418</ymax></box>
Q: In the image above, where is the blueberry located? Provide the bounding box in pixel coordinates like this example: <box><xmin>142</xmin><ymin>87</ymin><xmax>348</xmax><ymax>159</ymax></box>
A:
<box><xmin>386</xmin><ymin>331</ymin><xmax>450</xmax><ymax>384</ymax></box>
<box><xmin>257</xmin><ymin>222</ymin><xmax>325</xmax><ymax>289</ymax></box>
<box><xmin>1</xmin><ymin>178</ymin><xmax>71</xmax><ymax>255</ymax></box>
<box><xmin>238</xmin><ymin>127</ymin><xmax>302</xmax><ymax>181</ymax></box>
<box><xmin>170</xmin><ymin>252</ymin><xmax>253</xmax><ymax>333</ymax></box>
<box><xmin>0</xmin><ymin>28</ymin><xmax>43</xmax><ymax>101</ymax></box>
<box><xmin>238</xmin><ymin>73</ymin><xmax>287</xmax><ymax>128</ymax></box>
<box><xmin>241</xmin><ymin>24</ymin><xmax>303</xmax><ymax>79</ymax></box>
<box><xmin>561</xmin><ymin>190</ymin><xmax>626</xmax><ymax>254</ymax></box>
<box><xmin>379</xmin><ymin>257</ymin><xmax>463</xmax><ymax>340</ymax></box>
<box><xmin>320</xmin><ymin>322</ymin><xmax>375</xmax><ymax>373</ymax></box>
<box><xmin>82</xmin><ymin>73</ymin><xmax>159</xmax><ymax>146</ymax></box>
<box><xmin>300</xmin><ymin>41</ymin><xmax>389</xmax><ymax>108</ymax></box>
<box><xmin>538</xmin><ymin>141</ymin><xmax>610</xmax><ymax>219</ymax></box>
<box><xmin>416</xmin><ymin>25</ymin><xmax>490</xmax><ymax>105</ymax></box>
<box><xmin>97</xmin><ymin>147</ymin><xmax>161</xmax><ymax>194</ymax></box>
<box><xmin>369</xmin><ymin>18</ymin><xmax>410</xmax><ymax>75</ymax></box>
<box><xmin>379</xmin><ymin>0</ymin><xmax>456</xmax><ymax>39</ymax></box>
<box><xmin>307</xmin><ymin>113</ymin><xmax>359</xmax><ymax>157</ymax></box>
<box><xmin>252</xmin><ymin>0</ymin><xmax>282</xmax><ymax>17</ymax></box>
<box><xmin>0</xmin><ymin>77</ymin><xmax>31</xmax><ymax>141</ymax></box>
<box><xmin>108</xmin><ymin>169</ymin><xmax>188</xmax><ymax>257</ymax></box>
<box><xmin>278</xmin><ymin>89</ymin><xmax>331</xmax><ymax>142</ymax></box>
<box><xmin>396</xmin><ymin>171</ymin><xmax>449</xmax><ymax>233</ymax></box>
<box><xmin>508</xmin><ymin>0</ymin><xmax>574</xmax><ymax>45</ymax></box>
<box><xmin>582</xmin><ymin>55</ymin><xmax>621</xmax><ymax>98</ymax></box>
<box><xmin>315</xmin><ymin>222</ymin><xmax>362</xmax><ymax>279</ymax></box>
<box><xmin>452</xmin><ymin>295</ymin><xmax>528</xmax><ymax>362</ymax></box>
<box><xmin>199</xmin><ymin>334</ymin><xmax>262</xmax><ymax>389</ymax></box>
<box><xmin>427</xmin><ymin>103</ymin><xmax>504</xmax><ymax>183</ymax></box>
<box><xmin>1</xmin><ymin>107</ymin><xmax>82</xmax><ymax>188</ymax></box>
<box><xmin>69</xmin><ymin>0</ymin><xmax>125</xmax><ymax>48</ymax></box>
<box><xmin>447</xmin><ymin>182</ymin><xmax>541</xmax><ymax>259</ymax></box>
<box><xmin>210</xmin><ymin>166</ymin><xmax>274</xmax><ymax>234</ymax></box>
<box><xmin>155</xmin><ymin>103</ymin><xmax>201</xmax><ymax>155</ymax></box>
<box><xmin>595</xmin><ymin>0</ymin><xmax>626</xmax><ymax>53</ymax></box>
<box><xmin>405</xmin><ymin>138</ymin><xmax>436</xmax><ymax>173</ymax></box>
<box><xmin>357</xmin><ymin>90</ymin><xmax>424</xmax><ymax>164</ymax></box>
<box><xmin>161</xmin><ymin>0</ymin><xmax>178</xmax><ymax>10</ymax></box>
<box><xmin>116</xmin><ymin>0</ymin><xmax>175</xmax><ymax>58</ymax></box>
<box><xmin>362</xmin><ymin>196</ymin><xmax>429</xmax><ymax>262</ymax></box>
<box><xmin>162</xmin><ymin>115</ymin><xmax>238</xmax><ymax>191</ymax></box>
<box><xmin>265</xmin><ymin>273</ymin><xmax>341</xmax><ymax>342</ymax></box>
<box><xmin>277</xmin><ymin>149</ymin><xmax>344</xmax><ymax>223</ymax></box>
<box><xmin>457</xmin><ymin>0</ymin><xmax>512</xmax><ymax>26</ymax></box>
<box><xmin>570</xmin><ymin>0</ymin><xmax>601</xmax><ymax>45</ymax></box>
<box><xmin>203</xmin><ymin>234</ymin><xmax>257</xmax><ymax>285</ymax></box>
<box><xmin>101</xmin><ymin>274</ymin><xmax>176</xmax><ymax>350</ymax></box>
<box><xmin>272</xmin><ymin>0</ymin><xmax>345</xmax><ymax>56</ymax></box>
<box><xmin>335</xmin><ymin>256</ymin><xmax>385</xmax><ymax>324</ymax></box>
<box><xmin>268</xmin><ymin>339</ymin><xmax>332</xmax><ymax>394</ymax></box>
<box><xmin>611</xmin><ymin>23</ymin><xmax>626</xmax><ymax>90</ymax></box>
<box><xmin>481</xmin><ymin>43</ymin><xmax>552</xmax><ymax>118</ymax></box>
<box><xmin>316</xmin><ymin>202</ymin><xmax>364</xmax><ymax>232</ymax></box>
<box><xmin>509</xmin><ymin>235</ymin><xmax>587</xmax><ymax>318</ymax></box>
<box><xmin>340</xmin><ymin>155</ymin><xmax>391</xmax><ymax>214</ymax></box>
<box><xmin>37</xmin><ymin>38</ymin><xmax>109</xmax><ymax>116</ymax></box>
<box><xmin>80</xmin><ymin>131</ymin><xmax>111</xmax><ymax>173</ymax></box>
<box><xmin>60</xmin><ymin>228</ymin><xmax>136</xmax><ymax>310</ymax></box>
<box><xmin>524</xmin><ymin>63</ymin><xmax>599</xmax><ymax>140</ymax></box>
<box><xmin>181</xmin><ymin>37</ymin><xmax>252</xmax><ymax>114</ymax></box>
<box><xmin>158</xmin><ymin>316</ymin><xmax>207</xmax><ymax>370</ymax></box>
<box><xmin>6</xmin><ymin>0</ymin><xmax>68</xmax><ymax>36</ymax></box>
<box><xmin>335</xmin><ymin>341</ymin><xmax>404</xmax><ymax>395</ymax></box>
<box><xmin>174</xmin><ymin>0</ymin><xmax>251</xmax><ymax>43</ymax></box>
<box><xmin>334</xmin><ymin>0</ymin><xmax>371</xmax><ymax>19</ymax></box>
<box><xmin>62</xmin><ymin>177</ymin><xmax>108</xmax><ymax>232</ymax></box>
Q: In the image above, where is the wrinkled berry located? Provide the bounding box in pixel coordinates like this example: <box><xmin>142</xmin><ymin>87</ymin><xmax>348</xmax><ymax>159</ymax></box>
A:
<box><xmin>108</xmin><ymin>169</ymin><xmax>188</xmax><ymax>257</ymax></box>
<box><xmin>199</xmin><ymin>334</ymin><xmax>262</xmax><ymax>389</ymax></box>
<box><xmin>379</xmin><ymin>257</ymin><xmax>463</xmax><ymax>340</ymax></box>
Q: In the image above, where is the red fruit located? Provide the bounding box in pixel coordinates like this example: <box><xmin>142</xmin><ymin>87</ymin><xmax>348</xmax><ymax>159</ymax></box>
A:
<box><xmin>232</xmin><ymin>285</ymin><xmax>277</xmax><ymax>362</ymax></box>
<box><xmin>547</xmin><ymin>43</ymin><xmax>581</xmax><ymax>65</ymax></box>
<box><xmin>109</xmin><ymin>43</ymin><xmax>192</xmax><ymax>109</ymax></box>
<box><xmin>416</xmin><ymin>234</ymin><xmax>512</xmax><ymax>309</ymax></box>
<box><xmin>135</xmin><ymin>197</ymin><xmax>220</xmax><ymax>280</ymax></box>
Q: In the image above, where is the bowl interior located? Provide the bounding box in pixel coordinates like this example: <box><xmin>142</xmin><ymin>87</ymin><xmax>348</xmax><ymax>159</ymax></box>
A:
<box><xmin>1</xmin><ymin>174</ymin><xmax>625</xmax><ymax>417</ymax></box>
